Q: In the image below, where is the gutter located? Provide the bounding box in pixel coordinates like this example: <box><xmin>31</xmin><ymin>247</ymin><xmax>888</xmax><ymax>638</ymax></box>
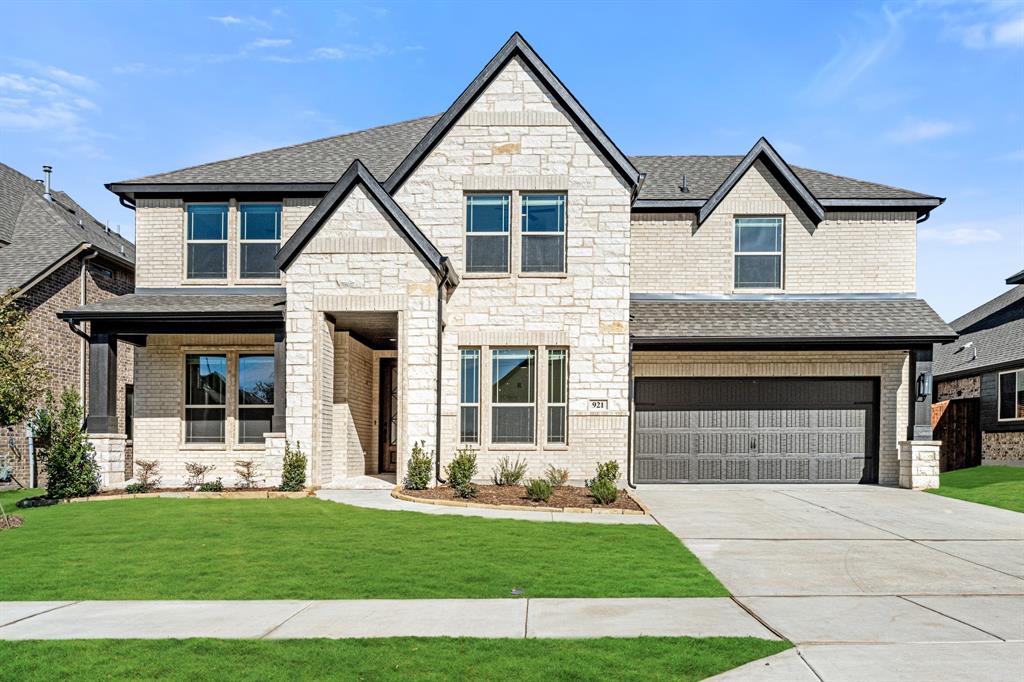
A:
<box><xmin>79</xmin><ymin>250</ymin><xmax>98</xmax><ymax>407</ymax></box>
<box><xmin>626</xmin><ymin>339</ymin><xmax>635</xmax><ymax>489</ymax></box>
<box><xmin>434</xmin><ymin>257</ymin><xmax>458</xmax><ymax>485</ymax></box>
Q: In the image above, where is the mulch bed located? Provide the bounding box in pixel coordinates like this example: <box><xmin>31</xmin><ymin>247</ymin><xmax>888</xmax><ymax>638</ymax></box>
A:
<box><xmin>0</xmin><ymin>514</ymin><xmax>24</xmax><ymax>530</ymax></box>
<box><xmin>402</xmin><ymin>484</ymin><xmax>643</xmax><ymax>512</ymax></box>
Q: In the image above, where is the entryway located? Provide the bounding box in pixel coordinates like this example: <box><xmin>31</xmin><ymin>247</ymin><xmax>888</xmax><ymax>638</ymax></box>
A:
<box><xmin>378</xmin><ymin>357</ymin><xmax>398</xmax><ymax>474</ymax></box>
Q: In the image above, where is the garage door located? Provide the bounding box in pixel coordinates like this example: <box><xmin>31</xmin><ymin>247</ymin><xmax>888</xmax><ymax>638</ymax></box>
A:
<box><xmin>634</xmin><ymin>378</ymin><xmax>878</xmax><ymax>484</ymax></box>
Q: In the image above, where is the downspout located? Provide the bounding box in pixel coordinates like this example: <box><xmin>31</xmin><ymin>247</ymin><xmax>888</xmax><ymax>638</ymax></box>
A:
<box><xmin>119</xmin><ymin>196</ymin><xmax>136</xmax><ymax>212</ymax></box>
<box><xmin>79</xmin><ymin>250</ymin><xmax>97</xmax><ymax>408</ymax></box>
<box><xmin>626</xmin><ymin>339</ymin><xmax>636</xmax><ymax>489</ymax></box>
<box><xmin>434</xmin><ymin>257</ymin><xmax>453</xmax><ymax>485</ymax></box>
<box><xmin>916</xmin><ymin>210</ymin><xmax>932</xmax><ymax>224</ymax></box>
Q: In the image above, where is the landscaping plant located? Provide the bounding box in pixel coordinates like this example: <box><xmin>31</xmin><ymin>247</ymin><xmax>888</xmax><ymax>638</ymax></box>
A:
<box><xmin>587</xmin><ymin>460</ymin><xmax>620</xmax><ymax>487</ymax></box>
<box><xmin>198</xmin><ymin>478</ymin><xmax>224</xmax><ymax>492</ymax></box>
<box><xmin>589</xmin><ymin>478</ymin><xmax>619</xmax><ymax>505</ymax></box>
<box><xmin>279</xmin><ymin>441</ymin><xmax>307</xmax><ymax>492</ymax></box>
<box><xmin>32</xmin><ymin>390</ymin><xmax>99</xmax><ymax>499</ymax></box>
<box><xmin>0</xmin><ymin>290</ymin><xmax>47</xmax><ymax>429</ymax></box>
<box><xmin>184</xmin><ymin>461</ymin><xmax>216</xmax><ymax>489</ymax></box>
<box><xmin>491</xmin><ymin>455</ymin><xmax>528</xmax><ymax>486</ymax></box>
<box><xmin>234</xmin><ymin>460</ymin><xmax>261</xmax><ymax>488</ymax></box>
<box><xmin>544</xmin><ymin>464</ymin><xmax>570</xmax><ymax>487</ymax></box>
<box><xmin>404</xmin><ymin>440</ymin><xmax>432</xmax><ymax>490</ymax></box>
<box><xmin>444</xmin><ymin>445</ymin><xmax>478</xmax><ymax>499</ymax></box>
<box><xmin>133</xmin><ymin>459</ymin><xmax>162</xmax><ymax>492</ymax></box>
<box><xmin>525</xmin><ymin>478</ymin><xmax>554</xmax><ymax>502</ymax></box>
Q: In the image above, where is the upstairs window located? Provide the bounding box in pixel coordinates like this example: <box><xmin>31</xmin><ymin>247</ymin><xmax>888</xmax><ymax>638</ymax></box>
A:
<box><xmin>465</xmin><ymin>194</ymin><xmax>510</xmax><ymax>273</ymax></box>
<box><xmin>239</xmin><ymin>204</ymin><xmax>281</xmax><ymax>279</ymax></box>
<box><xmin>998</xmin><ymin>370</ymin><xmax>1024</xmax><ymax>421</ymax></box>
<box><xmin>521</xmin><ymin>194</ymin><xmax>566</xmax><ymax>273</ymax></box>
<box><xmin>492</xmin><ymin>349</ymin><xmax>535</xmax><ymax>443</ymax></box>
<box><xmin>734</xmin><ymin>217</ymin><xmax>783</xmax><ymax>289</ymax></box>
<box><xmin>186</xmin><ymin>205</ymin><xmax>228</xmax><ymax>279</ymax></box>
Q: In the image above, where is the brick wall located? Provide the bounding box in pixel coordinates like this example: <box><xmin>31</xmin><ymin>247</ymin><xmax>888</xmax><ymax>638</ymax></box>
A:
<box><xmin>630</xmin><ymin>161</ymin><xmax>917</xmax><ymax>294</ymax></box>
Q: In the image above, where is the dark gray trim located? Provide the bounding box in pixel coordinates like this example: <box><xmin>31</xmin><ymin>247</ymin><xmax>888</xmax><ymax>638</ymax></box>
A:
<box><xmin>631</xmin><ymin>292</ymin><xmax>919</xmax><ymax>301</ymax></box>
<box><xmin>1007</xmin><ymin>268</ymin><xmax>1024</xmax><ymax>285</ymax></box>
<box><xmin>382</xmin><ymin>32</ymin><xmax>641</xmax><ymax>196</ymax></box>
<box><xmin>934</xmin><ymin>357</ymin><xmax>1024</xmax><ymax>381</ymax></box>
<box><xmin>698</xmin><ymin>137</ymin><xmax>825</xmax><ymax>226</ymax></box>
<box><xmin>58</xmin><ymin>309</ymin><xmax>282</xmax><ymax>323</ymax></box>
<box><xmin>818</xmin><ymin>198</ymin><xmax>944</xmax><ymax>208</ymax></box>
<box><xmin>107</xmin><ymin>182</ymin><xmax>335</xmax><ymax>201</ymax></box>
<box><xmin>908</xmin><ymin>347</ymin><xmax>934</xmax><ymax>440</ymax></box>
<box><xmin>272</xmin><ymin>328</ymin><xmax>287</xmax><ymax>433</ymax></box>
<box><xmin>631</xmin><ymin>336</ymin><xmax>955</xmax><ymax>350</ymax></box>
<box><xmin>630</xmin><ymin>196</ymin><xmax>943</xmax><ymax>216</ymax></box>
<box><xmin>630</xmin><ymin>200</ymin><xmax>703</xmax><ymax>211</ymax></box>
<box><xmin>87</xmin><ymin>332</ymin><xmax>119</xmax><ymax>434</ymax></box>
<box><xmin>134</xmin><ymin>287</ymin><xmax>286</xmax><ymax>296</ymax></box>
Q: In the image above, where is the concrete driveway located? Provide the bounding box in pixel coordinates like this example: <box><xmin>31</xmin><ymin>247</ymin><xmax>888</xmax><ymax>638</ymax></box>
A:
<box><xmin>635</xmin><ymin>484</ymin><xmax>1024</xmax><ymax>681</ymax></box>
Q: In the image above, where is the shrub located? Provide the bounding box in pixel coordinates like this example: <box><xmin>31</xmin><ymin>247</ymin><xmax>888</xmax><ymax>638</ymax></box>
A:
<box><xmin>0</xmin><ymin>290</ymin><xmax>48</xmax><ymax>428</ymax></box>
<box><xmin>198</xmin><ymin>478</ymin><xmax>224</xmax><ymax>492</ymax></box>
<box><xmin>134</xmin><ymin>459</ymin><xmax>162</xmax><ymax>492</ymax></box>
<box><xmin>184</xmin><ymin>461</ymin><xmax>216</xmax><ymax>489</ymax></box>
<box><xmin>279</xmin><ymin>440</ymin><xmax>307</xmax><ymax>491</ymax></box>
<box><xmin>444</xmin><ymin>445</ymin><xmax>478</xmax><ymax>499</ymax></box>
<box><xmin>234</xmin><ymin>460</ymin><xmax>261</xmax><ymax>488</ymax></box>
<box><xmin>124</xmin><ymin>482</ymin><xmax>148</xmax><ymax>495</ymax></box>
<box><xmin>35</xmin><ymin>390</ymin><xmax>99</xmax><ymax>499</ymax></box>
<box><xmin>491</xmin><ymin>455</ymin><xmax>528</xmax><ymax>486</ymax></box>
<box><xmin>404</xmin><ymin>440</ymin><xmax>433</xmax><ymax>490</ymax></box>
<box><xmin>589</xmin><ymin>477</ymin><xmax>619</xmax><ymax>505</ymax></box>
<box><xmin>586</xmin><ymin>460</ymin><xmax>620</xmax><ymax>487</ymax></box>
<box><xmin>524</xmin><ymin>478</ymin><xmax>553</xmax><ymax>502</ymax></box>
<box><xmin>544</xmin><ymin>464</ymin><xmax>570</xmax><ymax>487</ymax></box>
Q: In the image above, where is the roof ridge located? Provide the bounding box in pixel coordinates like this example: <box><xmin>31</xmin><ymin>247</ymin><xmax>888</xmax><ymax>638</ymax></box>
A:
<box><xmin>117</xmin><ymin>113</ymin><xmax>443</xmax><ymax>185</ymax></box>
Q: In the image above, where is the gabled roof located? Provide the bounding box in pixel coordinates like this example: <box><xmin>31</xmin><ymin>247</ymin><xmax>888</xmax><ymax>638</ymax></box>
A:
<box><xmin>383</xmin><ymin>32</ymin><xmax>642</xmax><ymax>195</ymax></box>
<box><xmin>1007</xmin><ymin>268</ymin><xmax>1024</xmax><ymax>285</ymax></box>
<box><xmin>0</xmin><ymin>162</ymin><xmax>135</xmax><ymax>293</ymax></box>
<box><xmin>933</xmin><ymin>284</ymin><xmax>1024</xmax><ymax>378</ymax></box>
<box><xmin>276</xmin><ymin>159</ymin><xmax>450</xmax><ymax>281</ymax></box>
<box><xmin>695</xmin><ymin>138</ymin><xmax>824</xmax><ymax>226</ymax></box>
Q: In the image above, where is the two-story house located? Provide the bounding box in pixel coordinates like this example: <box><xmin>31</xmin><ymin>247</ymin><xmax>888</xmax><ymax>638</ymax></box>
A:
<box><xmin>61</xmin><ymin>34</ymin><xmax>954</xmax><ymax>490</ymax></box>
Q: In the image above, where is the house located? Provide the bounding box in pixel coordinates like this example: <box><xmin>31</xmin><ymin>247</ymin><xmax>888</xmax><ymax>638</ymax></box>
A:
<box><xmin>59</xmin><ymin>34</ymin><xmax>954</xmax><ymax>491</ymax></box>
<box><xmin>933</xmin><ymin>270</ymin><xmax>1024</xmax><ymax>468</ymax></box>
<box><xmin>0</xmin><ymin>162</ymin><xmax>135</xmax><ymax>488</ymax></box>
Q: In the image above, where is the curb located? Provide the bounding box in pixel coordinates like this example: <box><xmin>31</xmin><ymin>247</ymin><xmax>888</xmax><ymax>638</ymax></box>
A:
<box><xmin>391</xmin><ymin>486</ymin><xmax>647</xmax><ymax>515</ymax></box>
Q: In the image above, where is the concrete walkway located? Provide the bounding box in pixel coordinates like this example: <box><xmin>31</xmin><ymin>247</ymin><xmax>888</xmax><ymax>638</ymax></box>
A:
<box><xmin>637</xmin><ymin>484</ymin><xmax>1024</xmax><ymax>681</ymax></box>
<box><xmin>316</xmin><ymin>489</ymin><xmax>656</xmax><ymax>524</ymax></box>
<box><xmin>0</xmin><ymin>598</ymin><xmax>774</xmax><ymax>640</ymax></box>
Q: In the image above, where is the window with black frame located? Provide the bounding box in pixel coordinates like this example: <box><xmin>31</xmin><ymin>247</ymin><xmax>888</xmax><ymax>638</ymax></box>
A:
<box><xmin>186</xmin><ymin>205</ymin><xmax>228</xmax><ymax>279</ymax></box>
<box><xmin>238</xmin><ymin>354</ymin><xmax>275</xmax><ymax>443</ymax></box>
<box><xmin>239</xmin><ymin>204</ymin><xmax>281</xmax><ymax>279</ymax></box>
<box><xmin>184</xmin><ymin>354</ymin><xmax>227</xmax><ymax>443</ymax></box>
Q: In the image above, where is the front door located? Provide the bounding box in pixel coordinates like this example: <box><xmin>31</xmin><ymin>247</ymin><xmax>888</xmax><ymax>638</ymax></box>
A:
<box><xmin>378</xmin><ymin>358</ymin><xmax>398</xmax><ymax>473</ymax></box>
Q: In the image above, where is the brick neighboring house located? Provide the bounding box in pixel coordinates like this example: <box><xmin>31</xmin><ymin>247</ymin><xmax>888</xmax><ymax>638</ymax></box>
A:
<box><xmin>61</xmin><ymin>34</ymin><xmax>954</xmax><ymax>491</ymax></box>
<box><xmin>0</xmin><ymin>162</ymin><xmax>135</xmax><ymax>489</ymax></box>
<box><xmin>933</xmin><ymin>270</ymin><xmax>1024</xmax><ymax>467</ymax></box>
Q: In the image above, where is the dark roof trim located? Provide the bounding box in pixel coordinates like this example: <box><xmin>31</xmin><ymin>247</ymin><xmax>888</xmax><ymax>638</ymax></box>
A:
<box><xmin>107</xmin><ymin>182</ymin><xmax>335</xmax><ymax>200</ymax></box>
<box><xmin>276</xmin><ymin>159</ymin><xmax>447</xmax><ymax>277</ymax></box>
<box><xmin>697</xmin><ymin>137</ymin><xmax>825</xmax><ymax>226</ymax></box>
<box><xmin>818</xmin><ymin>198</ymin><xmax>944</xmax><ymax>208</ymax></box>
<box><xmin>934</xmin><ymin>358</ymin><xmax>1024</xmax><ymax>381</ymax></box>
<box><xmin>1007</xmin><ymin>268</ymin><xmax>1024</xmax><ymax>285</ymax></box>
<box><xmin>632</xmin><ymin>334</ymin><xmax>956</xmax><ymax>348</ymax></box>
<box><xmin>631</xmin><ymin>199</ymin><xmax>704</xmax><ymax>211</ymax></box>
<box><xmin>383</xmin><ymin>32</ymin><xmax>641</xmax><ymax>196</ymax></box>
<box><xmin>58</xmin><ymin>309</ymin><xmax>282</xmax><ymax>323</ymax></box>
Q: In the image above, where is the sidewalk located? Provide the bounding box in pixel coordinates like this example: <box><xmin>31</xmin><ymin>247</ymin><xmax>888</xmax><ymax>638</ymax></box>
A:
<box><xmin>0</xmin><ymin>598</ymin><xmax>774</xmax><ymax>640</ymax></box>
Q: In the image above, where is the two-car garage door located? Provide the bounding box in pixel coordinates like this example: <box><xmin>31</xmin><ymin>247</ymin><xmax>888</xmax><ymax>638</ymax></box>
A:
<box><xmin>634</xmin><ymin>378</ymin><xmax>879</xmax><ymax>484</ymax></box>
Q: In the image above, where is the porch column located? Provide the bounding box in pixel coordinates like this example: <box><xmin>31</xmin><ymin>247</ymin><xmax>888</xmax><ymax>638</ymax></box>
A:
<box><xmin>272</xmin><ymin>327</ymin><xmax>287</xmax><ymax>432</ymax></box>
<box><xmin>86</xmin><ymin>331</ymin><xmax>118</xmax><ymax>434</ymax></box>
<box><xmin>900</xmin><ymin>347</ymin><xmax>940</xmax><ymax>490</ymax></box>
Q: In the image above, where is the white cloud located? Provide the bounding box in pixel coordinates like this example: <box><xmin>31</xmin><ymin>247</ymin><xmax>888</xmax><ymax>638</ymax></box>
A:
<box><xmin>919</xmin><ymin>225</ymin><xmax>1002</xmax><ymax>245</ymax></box>
<box><xmin>248</xmin><ymin>38</ymin><xmax>291</xmax><ymax>49</ymax></box>
<box><xmin>111</xmin><ymin>62</ymin><xmax>180</xmax><ymax>76</ymax></box>
<box><xmin>935</xmin><ymin>3</ymin><xmax>1024</xmax><ymax>50</ymax></box>
<box><xmin>1000</xmin><ymin>147</ymin><xmax>1024</xmax><ymax>161</ymax></box>
<box><xmin>885</xmin><ymin>119</ymin><xmax>960</xmax><ymax>143</ymax></box>
<box><xmin>209</xmin><ymin>15</ymin><xmax>271</xmax><ymax>29</ymax></box>
<box><xmin>310</xmin><ymin>44</ymin><xmax>390</xmax><ymax>60</ymax></box>
<box><xmin>210</xmin><ymin>15</ymin><xmax>243</xmax><ymax>25</ymax></box>
<box><xmin>993</xmin><ymin>13</ymin><xmax>1024</xmax><ymax>46</ymax></box>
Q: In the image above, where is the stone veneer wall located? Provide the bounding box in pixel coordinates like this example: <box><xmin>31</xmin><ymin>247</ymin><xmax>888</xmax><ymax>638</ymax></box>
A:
<box><xmin>391</xmin><ymin>56</ymin><xmax>632</xmax><ymax>481</ymax></box>
<box><xmin>632</xmin><ymin>350</ymin><xmax>910</xmax><ymax>486</ymax></box>
<box><xmin>982</xmin><ymin>432</ymin><xmax>1024</xmax><ymax>463</ymax></box>
<box><xmin>935</xmin><ymin>376</ymin><xmax>981</xmax><ymax>401</ymax></box>
<box><xmin>629</xmin><ymin>162</ymin><xmax>917</xmax><ymax>295</ymax></box>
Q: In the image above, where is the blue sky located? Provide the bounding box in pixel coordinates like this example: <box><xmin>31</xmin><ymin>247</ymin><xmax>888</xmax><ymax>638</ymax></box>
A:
<box><xmin>1</xmin><ymin>0</ymin><xmax>1021</xmax><ymax>320</ymax></box>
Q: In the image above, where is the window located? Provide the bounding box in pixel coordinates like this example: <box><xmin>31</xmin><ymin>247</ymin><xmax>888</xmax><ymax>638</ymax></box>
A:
<box><xmin>186</xmin><ymin>205</ymin><xmax>228</xmax><ymax>279</ymax></box>
<box><xmin>734</xmin><ymin>217</ymin><xmax>783</xmax><ymax>289</ymax></box>
<box><xmin>491</xmin><ymin>349</ymin><xmax>535</xmax><ymax>443</ymax></box>
<box><xmin>185</xmin><ymin>355</ymin><xmax>227</xmax><ymax>443</ymax></box>
<box><xmin>238</xmin><ymin>355</ymin><xmax>275</xmax><ymax>443</ymax></box>
<box><xmin>998</xmin><ymin>369</ymin><xmax>1024</xmax><ymax>421</ymax></box>
<box><xmin>521</xmin><ymin>194</ymin><xmax>566</xmax><ymax>273</ymax></box>
<box><xmin>465</xmin><ymin>194</ymin><xmax>510</xmax><ymax>273</ymax></box>
<box><xmin>459</xmin><ymin>349</ymin><xmax>480</xmax><ymax>443</ymax></box>
<box><xmin>125</xmin><ymin>384</ymin><xmax>134</xmax><ymax>441</ymax></box>
<box><xmin>547</xmin><ymin>349</ymin><xmax>567</xmax><ymax>443</ymax></box>
<box><xmin>239</xmin><ymin>204</ymin><xmax>281</xmax><ymax>279</ymax></box>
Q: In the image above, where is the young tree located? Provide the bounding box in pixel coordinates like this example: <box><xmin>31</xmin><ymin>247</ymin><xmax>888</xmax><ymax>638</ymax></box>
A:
<box><xmin>0</xmin><ymin>289</ymin><xmax>47</xmax><ymax>428</ymax></box>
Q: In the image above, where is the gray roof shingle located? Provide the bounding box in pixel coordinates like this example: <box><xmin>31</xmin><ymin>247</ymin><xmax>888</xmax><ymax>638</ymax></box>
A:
<box><xmin>0</xmin><ymin>162</ymin><xmax>135</xmax><ymax>292</ymax></box>
<box><xmin>631</xmin><ymin>298</ymin><xmax>954</xmax><ymax>342</ymax></box>
<box><xmin>933</xmin><ymin>285</ymin><xmax>1024</xmax><ymax>378</ymax></box>
<box><xmin>109</xmin><ymin>116</ymin><xmax>938</xmax><ymax>204</ymax></box>
<box><xmin>61</xmin><ymin>293</ymin><xmax>284</xmax><ymax>319</ymax></box>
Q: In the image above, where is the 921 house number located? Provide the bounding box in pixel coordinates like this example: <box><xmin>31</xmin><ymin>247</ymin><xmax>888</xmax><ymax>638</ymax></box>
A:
<box><xmin>590</xmin><ymin>400</ymin><xmax>608</xmax><ymax>410</ymax></box>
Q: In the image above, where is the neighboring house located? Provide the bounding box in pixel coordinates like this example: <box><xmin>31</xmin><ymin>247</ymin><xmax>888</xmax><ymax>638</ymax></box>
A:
<box><xmin>0</xmin><ymin>162</ymin><xmax>135</xmax><ymax>488</ymax></box>
<box><xmin>933</xmin><ymin>270</ymin><xmax>1024</xmax><ymax>467</ymax></box>
<box><xmin>61</xmin><ymin>34</ymin><xmax>953</xmax><ymax>491</ymax></box>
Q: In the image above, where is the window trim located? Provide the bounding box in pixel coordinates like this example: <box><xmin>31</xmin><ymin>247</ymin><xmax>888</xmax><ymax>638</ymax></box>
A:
<box><xmin>997</xmin><ymin>369</ymin><xmax>1024</xmax><ymax>422</ymax></box>
<box><xmin>238</xmin><ymin>202</ymin><xmax>283</xmax><ymax>281</ymax></box>
<box><xmin>464</xmin><ymin>192</ymin><xmax>511</xmax><ymax>275</ymax></box>
<box><xmin>733</xmin><ymin>216</ymin><xmax>785</xmax><ymax>290</ymax></box>
<box><xmin>520</xmin><ymin>193</ymin><xmax>567</xmax><ymax>274</ymax></box>
<box><xmin>459</xmin><ymin>348</ymin><xmax>481</xmax><ymax>443</ymax></box>
<box><xmin>185</xmin><ymin>203</ymin><xmax>229</xmax><ymax>281</ymax></box>
<box><xmin>490</xmin><ymin>347</ymin><xmax>537</xmax><ymax>445</ymax></box>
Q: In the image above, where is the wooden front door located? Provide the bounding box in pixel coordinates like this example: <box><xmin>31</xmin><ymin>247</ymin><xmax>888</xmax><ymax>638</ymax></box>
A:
<box><xmin>378</xmin><ymin>358</ymin><xmax>398</xmax><ymax>473</ymax></box>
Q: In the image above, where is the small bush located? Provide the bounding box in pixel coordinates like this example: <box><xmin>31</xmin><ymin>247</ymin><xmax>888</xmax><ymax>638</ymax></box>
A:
<box><xmin>134</xmin><ymin>459</ymin><xmax>162</xmax><ymax>491</ymax></box>
<box><xmin>198</xmin><ymin>478</ymin><xmax>223</xmax><ymax>492</ymax></box>
<box><xmin>279</xmin><ymin>440</ymin><xmax>307</xmax><ymax>491</ymax></box>
<box><xmin>525</xmin><ymin>478</ymin><xmax>553</xmax><ymax>502</ymax></box>
<box><xmin>184</xmin><ymin>461</ymin><xmax>216</xmax><ymax>489</ymax></box>
<box><xmin>404</xmin><ymin>440</ymin><xmax>433</xmax><ymax>490</ymax></box>
<box><xmin>544</xmin><ymin>464</ymin><xmax>570</xmax><ymax>487</ymax></box>
<box><xmin>33</xmin><ymin>390</ymin><xmax>100</xmax><ymax>499</ymax></box>
<box><xmin>491</xmin><ymin>455</ymin><xmax>528</xmax><ymax>486</ymax></box>
<box><xmin>586</xmin><ymin>460</ymin><xmax>620</xmax><ymax>487</ymax></box>
<box><xmin>444</xmin><ymin>445</ymin><xmax>478</xmax><ymax>499</ymax></box>
<box><xmin>589</xmin><ymin>477</ymin><xmax>619</xmax><ymax>505</ymax></box>
<box><xmin>234</xmin><ymin>460</ymin><xmax>261</xmax><ymax>488</ymax></box>
<box><xmin>124</xmin><ymin>482</ymin><xmax>149</xmax><ymax>495</ymax></box>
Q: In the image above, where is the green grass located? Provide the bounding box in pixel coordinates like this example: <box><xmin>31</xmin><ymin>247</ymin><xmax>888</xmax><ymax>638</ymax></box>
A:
<box><xmin>0</xmin><ymin>637</ymin><xmax>789</xmax><ymax>681</ymax></box>
<box><xmin>0</xmin><ymin>486</ymin><xmax>43</xmax><ymax>507</ymax></box>
<box><xmin>0</xmin><ymin>496</ymin><xmax>726</xmax><ymax>599</ymax></box>
<box><xmin>927</xmin><ymin>466</ymin><xmax>1024</xmax><ymax>513</ymax></box>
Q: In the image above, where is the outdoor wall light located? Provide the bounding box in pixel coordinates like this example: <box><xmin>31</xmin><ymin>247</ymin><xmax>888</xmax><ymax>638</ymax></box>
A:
<box><xmin>916</xmin><ymin>372</ymin><xmax>932</xmax><ymax>401</ymax></box>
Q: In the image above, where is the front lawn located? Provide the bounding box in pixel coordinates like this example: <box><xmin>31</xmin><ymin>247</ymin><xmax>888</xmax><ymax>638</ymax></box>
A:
<box><xmin>0</xmin><ymin>637</ymin><xmax>788</xmax><ymax>681</ymax></box>
<box><xmin>926</xmin><ymin>466</ymin><xmax>1024</xmax><ymax>513</ymax></box>
<box><xmin>0</xmin><ymin>497</ymin><xmax>726</xmax><ymax>599</ymax></box>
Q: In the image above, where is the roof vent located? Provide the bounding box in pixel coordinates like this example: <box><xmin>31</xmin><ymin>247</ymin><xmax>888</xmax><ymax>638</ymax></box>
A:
<box><xmin>679</xmin><ymin>174</ymin><xmax>689</xmax><ymax>193</ymax></box>
<box><xmin>42</xmin><ymin>165</ymin><xmax>53</xmax><ymax>202</ymax></box>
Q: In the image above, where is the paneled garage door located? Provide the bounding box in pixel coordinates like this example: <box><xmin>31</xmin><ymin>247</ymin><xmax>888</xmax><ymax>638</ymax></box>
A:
<box><xmin>634</xmin><ymin>378</ymin><xmax>879</xmax><ymax>484</ymax></box>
